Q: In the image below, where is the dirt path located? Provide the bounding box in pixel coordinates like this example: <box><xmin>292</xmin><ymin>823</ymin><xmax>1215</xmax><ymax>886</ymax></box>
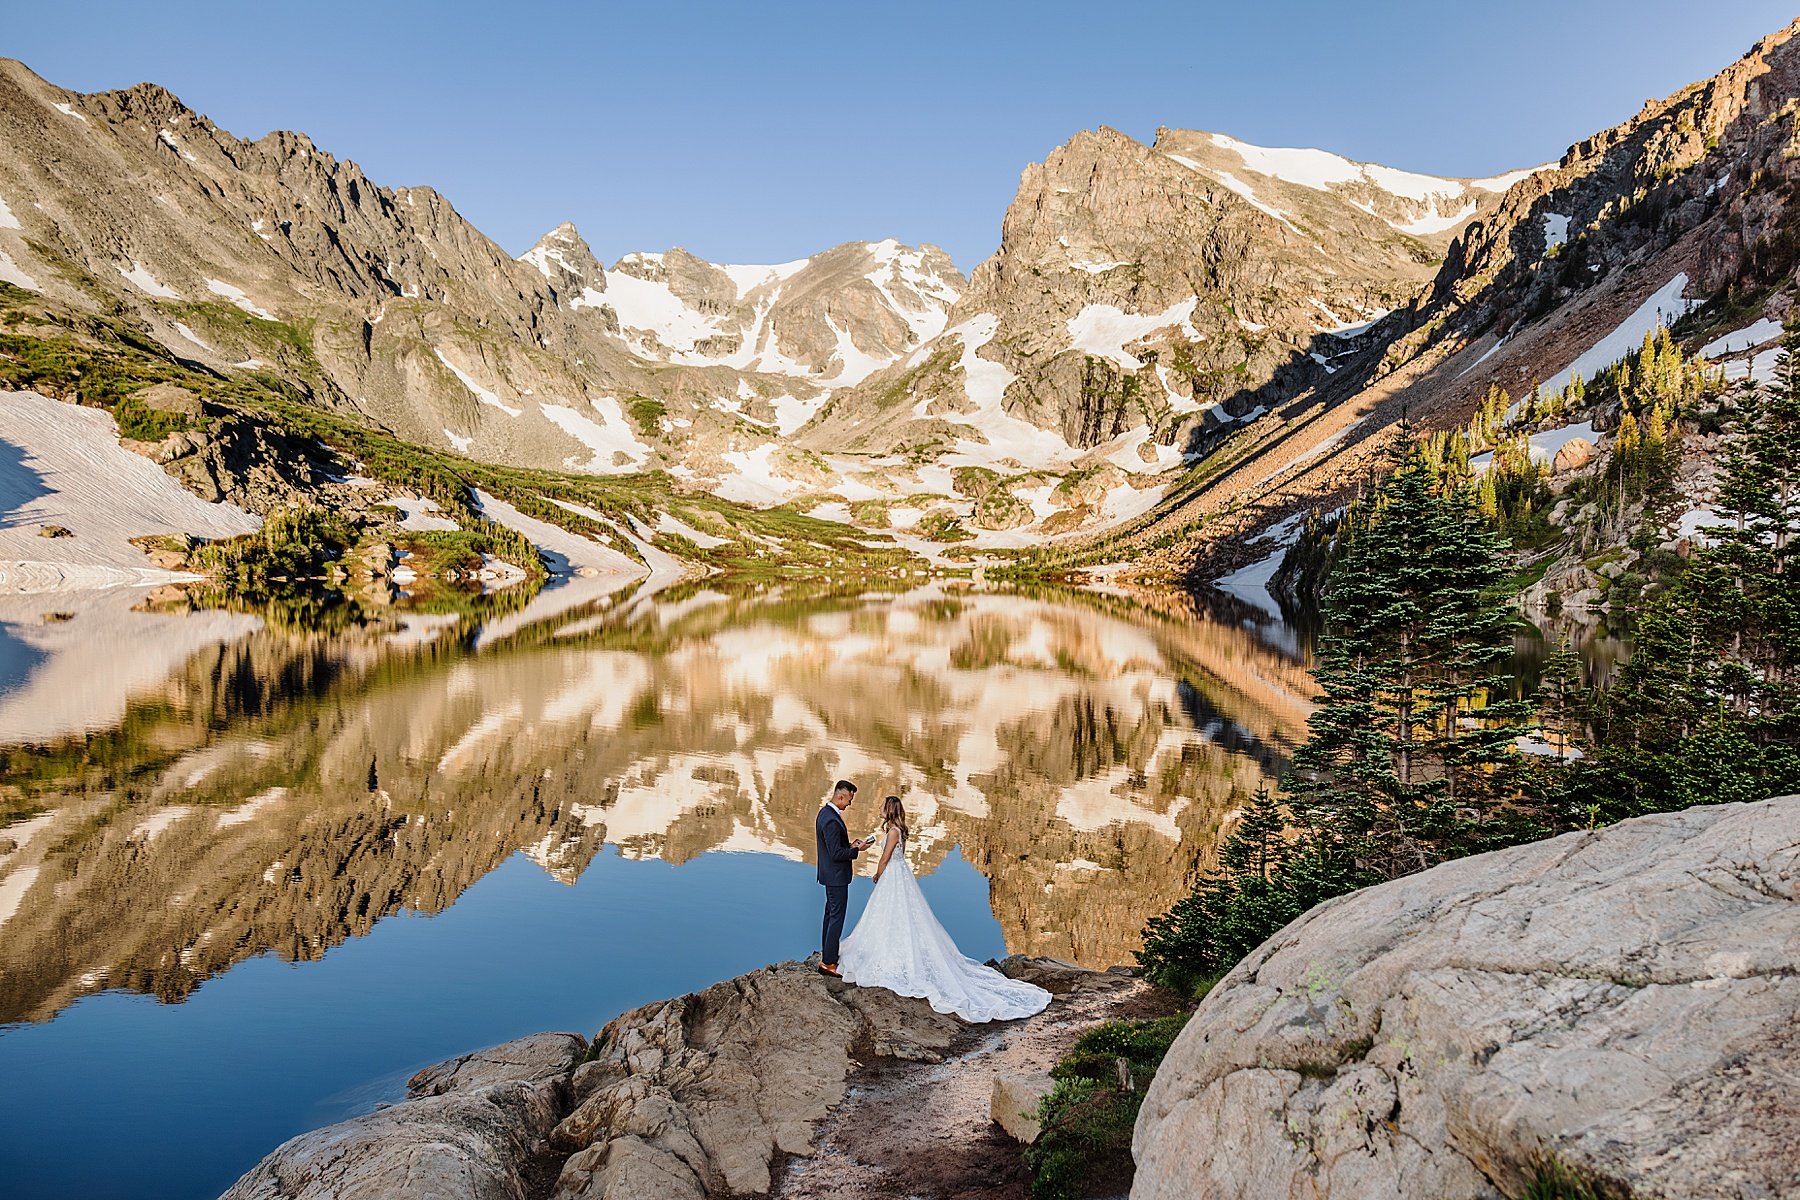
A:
<box><xmin>773</xmin><ymin>966</ymin><xmax>1179</xmax><ymax>1200</ymax></box>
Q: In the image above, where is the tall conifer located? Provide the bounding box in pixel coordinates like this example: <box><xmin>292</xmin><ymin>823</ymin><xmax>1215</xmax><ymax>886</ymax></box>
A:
<box><xmin>1285</xmin><ymin>436</ymin><xmax>1531</xmax><ymax>878</ymax></box>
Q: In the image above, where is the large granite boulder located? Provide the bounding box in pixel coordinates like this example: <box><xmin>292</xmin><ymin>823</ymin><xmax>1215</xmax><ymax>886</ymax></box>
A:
<box><xmin>222</xmin><ymin>1032</ymin><xmax>586</xmax><ymax>1200</ymax></box>
<box><xmin>1132</xmin><ymin>797</ymin><xmax>1800</xmax><ymax>1200</ymax></box>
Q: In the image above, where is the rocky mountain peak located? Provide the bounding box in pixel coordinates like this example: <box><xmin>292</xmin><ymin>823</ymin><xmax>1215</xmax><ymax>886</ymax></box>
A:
<box><xmin>820</xmin><ymin>120</ymin><xmax>1500</xmax><ymax>470</ymax></box>
<box><xmin>97</xmin><ymin>78</ymin><xmax>193</xmax><ymax>125</ymax></box>
<box><xmin>520</xmin><ymin>222</ymin><xmax>607</xmax><ymax>307</ymax></box>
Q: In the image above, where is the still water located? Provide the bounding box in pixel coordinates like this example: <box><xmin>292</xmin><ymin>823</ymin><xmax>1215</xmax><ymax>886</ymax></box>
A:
<box><xmin>0</xmin><ymin>578</ymin><xmax>1313</xmax><ymax>1199</ymax></box>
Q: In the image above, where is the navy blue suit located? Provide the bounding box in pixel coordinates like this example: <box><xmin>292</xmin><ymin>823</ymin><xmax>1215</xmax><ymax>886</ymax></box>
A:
<box><xmin>816</xmin><ymin>804</ymin><xmax>860</xmax><ymax>964</ymax></box>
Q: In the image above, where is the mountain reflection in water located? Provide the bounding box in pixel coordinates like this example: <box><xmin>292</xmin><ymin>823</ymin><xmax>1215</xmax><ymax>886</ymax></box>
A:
<box><xmin>0</xmin><ymin>583</ymin><xmax>1312</xmax><ymax>1028</ymax></box>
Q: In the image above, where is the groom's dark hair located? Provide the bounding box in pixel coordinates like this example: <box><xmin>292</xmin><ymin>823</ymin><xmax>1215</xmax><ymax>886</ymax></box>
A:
<box><xmin>834</xmin><ymin>780</ymin><xmax>857</xmax><ymax>796</ymax></box>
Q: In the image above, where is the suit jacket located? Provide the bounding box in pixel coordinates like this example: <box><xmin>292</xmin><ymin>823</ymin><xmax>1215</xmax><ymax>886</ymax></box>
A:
<box><xmin>815</xmin><ymin>804</ymin><xmax>859</xmax><ymax>886</ymax></box>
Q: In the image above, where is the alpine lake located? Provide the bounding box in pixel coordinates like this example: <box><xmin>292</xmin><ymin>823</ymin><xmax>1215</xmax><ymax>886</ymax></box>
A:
<box><xmin>0</xmin><ymin>567</ymin><xmax>1588</xmax><ymax>1198</ymax></box>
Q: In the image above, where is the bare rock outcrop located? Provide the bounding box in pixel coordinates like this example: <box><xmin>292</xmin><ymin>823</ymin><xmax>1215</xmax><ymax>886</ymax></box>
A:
<box><xmin>221</xmin><ymin>960</ymin><xmax>1073</xmax><ymax>1200</ymax></box>
<box><xmin>1132</xmin><ymin>796</ymin><xmax>1800</xmax><ymax>1200</ymax></box>
<box><xmin>222</xmin><ymin>1032</ymin><xmax>586</xmax><ymax>1200</ymax></box>
<box><xmin>547</xmin><ymin>962</ymin><xmax>962</xmax><ymax>1199</ymax></box>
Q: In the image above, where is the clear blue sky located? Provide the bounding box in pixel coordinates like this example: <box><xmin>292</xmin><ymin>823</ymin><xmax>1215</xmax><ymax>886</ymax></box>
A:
<box><xmin>10</xmin><ymin>1</ymin><xmax>1796</xmax><ymax>270</ymax></box>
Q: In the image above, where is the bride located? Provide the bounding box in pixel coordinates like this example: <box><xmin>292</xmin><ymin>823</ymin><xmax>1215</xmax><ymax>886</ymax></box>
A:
<box><xmin>838</xmin><ymin>796</ymin><xmax>1051</xmax><ymax>1022</ymax></box>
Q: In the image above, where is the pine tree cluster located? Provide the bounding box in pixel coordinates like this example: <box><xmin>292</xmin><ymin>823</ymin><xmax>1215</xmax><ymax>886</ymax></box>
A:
<box><xmin>1139</xmin><ymin>325</ymin><xmax>1800</xmax><ymax>995</ymax></box>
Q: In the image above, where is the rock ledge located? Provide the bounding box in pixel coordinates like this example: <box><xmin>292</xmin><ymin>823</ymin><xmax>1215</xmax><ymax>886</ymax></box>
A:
<box><xmin>1132</xmin><ymin>796</ymin><xmax>1800</xmax><ymax>1200</ymax></box>
<box><xmin>222</xmin><ymin>957</ymin><xmax>1120</xmax><ymax>1200</ymax></box>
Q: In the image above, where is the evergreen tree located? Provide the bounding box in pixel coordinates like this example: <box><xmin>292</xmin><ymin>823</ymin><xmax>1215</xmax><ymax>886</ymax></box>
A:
<box><xmin>1534</xmin><ymin>639</ymin><xmax>1591</xmax><ymax>759</ymax></box>
<box><xmin>1216</xmin><ymin>785</ymin><xmax>1291</xmax><ymax>881</ymax></box>
<box><xmin>1588</xmin><ymin>323</ymin><xmax>1800</xmax><ymax>814</ymax></box>
<box><xmin>1285</xmin><ymin>437</ymin><xmax>1533</xmax><ymax>878</ymax></box>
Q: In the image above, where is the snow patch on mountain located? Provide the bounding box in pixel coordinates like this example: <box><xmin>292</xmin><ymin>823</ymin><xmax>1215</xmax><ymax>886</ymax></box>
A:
<box><xmin>540</xmin><ymin>397</ymin><xmax>648</xmax><ymax>472</ymax></box>
<box><xmin>0</xmin><ymin>250</ymin><xmax>37</xmax><ymax>291</ymax></box>
<box><xmin>1702</xmin><ymin>317</ymin><xmax>1783</xmax><ymax>357</ymax></box>
<box><xmin>825</xmin><ymin>314</ymin><xmax>887</xmax><ymax>384</ymax></box>
<box><xmin>1103</xmin><ymin>425</ymin><xmax>1183</xmax><ymax>473</ymax></box>
<box><xmin>119</xmin><ymin>261</ymin><xmax>179</xmax><ymax>299</ymax></box>
<box><xmin>770</xmin><ymin>393</ymin><xmax>827</xmax><ymax>437</ymax></box>
<box><xmin>1535</xmin><ymin>274</ymin><xmax>1698</xmax><ymax>399</ymax></box>
<box><xmin>157</xmin><ymin>128</ymin><xmax>198</xmax><ymax>162</ymax></box>
<box><xmin>1066</xmin><ymin>298</ymin><xmax>1200</xmax><ymax>370</ymax></box>
<box><xmin>0</xmin><ymin>197</ymin><xmax>19</xmax><ymax>230</ymax></box>
<box><xmin>1543</xmin><ymin>213</ymin><xmax>1570</xmax><ymax>251</ymax></box>
<box><xmin>720</xmin><ymin>259</ymin><xmax>811</xmax><ymax>297</ymax></box>
<box><xmin>521</xmin><ymin>242</ymin><xmax>585</xmax><ymax>279</ymax></box>
<box><xmin>656</xmin><ymin>512</ymin><xmax>729</xmax><ymax>548</ymax></box>
<box><xmin>932</xmin><ymin>316</ymin><xmax>1080</xmax><ymax>471</ymax></box>
<box><xmin>600</xmin><ymin>267</ymin><xmax>725</xmax><ymax>357</ymax></box>
<box><xmin>0</xmin><ymin>390</ymin><xmax>260</xmax><ymax>579</ymax></box>
<box><xmin>863</xmin><ymin>238</ymin><xmax>960</xmax><ymax>342</ymax></box>
<box><xmin>386</xmin><ymin>496</ymin><xmax>460</xmax><ymax>532</ymax></box>
<box><xmin>433</xmin><ymin>348</ymin><xmax>523</xmax><ymax>417</ymax></box>
<box><xmin>1185</xmin><ymin>162</ymin><xmax>1304</xmax><ymax>233</ymax></box>
<box><xmin>1210</xmin><ymin>133</ymin><xmax>1467</xmax><ymax>200</ymax></box>
<box><xmin>1396</xmin><ymin>200</ymin><xmax>1476</xmax><ymax>236</ymax></box>
<box><xmin>204</xmin><ymin>279</ymin><xmax>275</xmax><ymax>320</ymax></box>
<box><xmin>1702</xmin><ymin>318</ymin><xmax>1785</xmax><ymax>385</ymax></box>
<box><xmin>716</xmin><ymin>443</ymin><xmax>804</xmax><ymax>505</ymax></box>
<box><xmin>1470</xmin><ymin>165</ymin><xmax>1549</xmax><ymax>192</ymax></box>
<box><xmin>171</xmin><ymin>322</ymin><xmax>213</xmax><ymax>352</ymax></box>
<box><xmin>1312</xmin><ymin>299</ymin><xmax>1390</xmax><ymax>336</ymax></box>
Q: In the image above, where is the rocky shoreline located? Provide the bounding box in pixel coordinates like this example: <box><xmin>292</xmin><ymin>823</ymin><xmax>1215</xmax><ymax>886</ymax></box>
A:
<box><xmin>222</xmin><ymin>957</ymin><xmax>1169</xmax><ymax>1200</ymax></box>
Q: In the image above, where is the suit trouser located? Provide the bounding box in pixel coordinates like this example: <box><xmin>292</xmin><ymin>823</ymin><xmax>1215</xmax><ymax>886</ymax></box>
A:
<box><xmin>821</xmin><ymin>884</ymin><xmax>848</xmax><ymax>964</ymax></box>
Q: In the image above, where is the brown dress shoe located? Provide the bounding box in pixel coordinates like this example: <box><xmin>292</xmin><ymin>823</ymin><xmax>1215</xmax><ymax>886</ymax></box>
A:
<box><xmin>817</xmin><ymin>962</ymin><xmax>841</xmax><ymax>977</ymax></box>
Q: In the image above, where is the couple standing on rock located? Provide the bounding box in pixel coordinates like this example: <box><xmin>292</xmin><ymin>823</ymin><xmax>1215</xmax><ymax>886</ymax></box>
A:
<box><xmin>813</xmin><ymin>779</ymin><xmax>1051</xmax><ymax>1022</ymax></box>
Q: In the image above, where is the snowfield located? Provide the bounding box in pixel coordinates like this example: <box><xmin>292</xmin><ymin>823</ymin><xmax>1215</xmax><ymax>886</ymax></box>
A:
<box><xmin>928</xmin><ymin>315</ymin><xmax>1081</xmax><ymax>471</ymax></box>
<box><xmin>581</xmin><ymin>241</ymin><xmax>960</xmax><ymax>386</ymax></box>
<box><xmin>1542</xmin><ymin>213</ymin><xmax>1570</xmax><ymax>251</ymax></box>
<box><xmin>1211</xmin><ymin>132</ymin><xmax>1468</xmax><ymax>200</ymax></box>
<box><xmin>539</xmin><ymin>396</ymin><xmax>649</xmax><ymax>473</ymax></box>
<box><xmin>1</xmin><ymin>390</ymin><xmax>260</xmax><ymax>589</ymax></box>
<box><xmin>0</xmin><ymin>250</ymin><xmax>38</xmax><ymax>291</ymax></box>
<box><xmin>1395</xmin><ymin>200</ymin><xmax>1475</xmax><ymax>236</ymax></box>
<box><xmin>1066</xmin><ymin>298</ymin><xmax>1199</xmax><ymax>370</ymax></box>
<box><xmin>204</xmin><ymin>279</ymin><xmax>276</xmax><ymax>320</ymax></box>
<box><xmin>1701</xmin><ymin>317</ymin><xmax>1785</xmax><ymax>384</ymax></box>
<box><xmin>1701</xmin><ymin>317</ymin><xmax>1783</xmax><ymax>357</ymax></box>
<box><xmin>716</xmin><ymin>444</ymin><xmax>806</xmax><ymax>505</ymax></box>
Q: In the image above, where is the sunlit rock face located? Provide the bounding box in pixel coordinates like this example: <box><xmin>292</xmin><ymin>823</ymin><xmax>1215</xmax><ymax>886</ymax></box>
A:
<box><xmin>0</xmin><ymin>585</ymin><xmax>1312</xmax><ymax>1022</ymax></box>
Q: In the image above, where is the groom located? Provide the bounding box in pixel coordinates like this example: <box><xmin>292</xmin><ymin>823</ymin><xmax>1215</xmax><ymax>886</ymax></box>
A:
<box><xmin>815</xmin><ymin>779</ymin><xmax>873</xmax><ymax>977</ymax></box>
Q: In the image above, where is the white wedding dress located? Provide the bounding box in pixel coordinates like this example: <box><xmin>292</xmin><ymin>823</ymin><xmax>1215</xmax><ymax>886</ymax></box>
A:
<box><xmin>839</xmin><ymin>828</ymin><xmax>1051</xmax><ymax>1022</ymax></box>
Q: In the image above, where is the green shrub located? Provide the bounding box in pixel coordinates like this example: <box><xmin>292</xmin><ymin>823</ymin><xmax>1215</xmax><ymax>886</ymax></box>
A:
<box><xmin>917</xmin><ymin>511</ymin><xmax>972</xmax><ymax>542</ymax></box>
<box><xmin>1050</xmin><ymin>1013</ymin><xmax>1191</xmax><ymax>1086</ymax></box>
<box><xmin>1025</xmin><ymin>1014</ymin><xmax>1191</xmax><ymax>1200</ymax></box>
<box><xmin>191</xmin><ymin>503</ymin><xmax>352</xmax><ymax>585</ymax></box>
<box><xmin>626</xmin><ymin>395</ymin><xmax>666</xmax><ymax>437</ymax></box>
<box><xmin>112</xmin><ymin>393</ymin><xmax>196</xmax><ymax>442</ymax></box>
<box><xmin>1522</xmin><ymin>1158</ymin><xmax>1607</xmax><ymax>1200</ymax></box>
